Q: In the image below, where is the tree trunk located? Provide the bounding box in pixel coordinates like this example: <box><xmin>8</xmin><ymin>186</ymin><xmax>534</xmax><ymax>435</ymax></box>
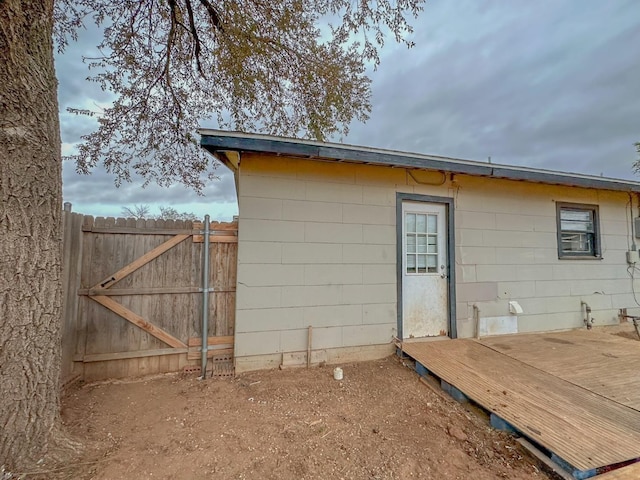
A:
<box><xmin>0</xmin><ymin>0</ymin><xmax>71</xmax><ymax>470</ymax></box>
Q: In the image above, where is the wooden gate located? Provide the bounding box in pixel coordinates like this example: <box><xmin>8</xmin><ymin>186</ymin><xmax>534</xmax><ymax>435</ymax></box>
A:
<box><xmin>71</xmin><ymin>216</ymin><xmax>237</xmax><ymax>381</ymax></box>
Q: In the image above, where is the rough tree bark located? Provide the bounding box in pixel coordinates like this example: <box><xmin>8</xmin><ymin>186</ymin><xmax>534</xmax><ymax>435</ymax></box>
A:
<box><xmin>0</xmin><ymin>0</ymin><xmax>72</xmax><ymax>470</ymax></box>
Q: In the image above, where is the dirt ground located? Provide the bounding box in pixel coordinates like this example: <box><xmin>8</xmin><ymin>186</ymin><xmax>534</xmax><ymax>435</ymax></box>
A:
<box><xmin>35</xmin><ymin>355</ymin><xmax>553</xmax><ymax>480</ymax></box>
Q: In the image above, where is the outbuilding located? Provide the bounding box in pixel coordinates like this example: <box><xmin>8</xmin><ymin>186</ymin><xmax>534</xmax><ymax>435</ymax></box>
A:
<box><xmin>199</xmin><ymin>130</ymin><xmax>640</xmax><ymax>372</ymax></box>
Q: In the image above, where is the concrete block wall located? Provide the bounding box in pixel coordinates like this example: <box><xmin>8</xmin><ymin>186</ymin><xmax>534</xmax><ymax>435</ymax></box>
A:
<box><xmin>235</xmin><ymin>154</ymin><xmax>403</xmax><ymax>371</ymax></box>
<box><xmin>448</xmin><ymin>176</ymin><xmax>639</xmax><ymax>337</ymax></box>
<box><xmin>234</xmin><ymin>153</ymin><xmax>640</xmax><ymax>371</ymax></box>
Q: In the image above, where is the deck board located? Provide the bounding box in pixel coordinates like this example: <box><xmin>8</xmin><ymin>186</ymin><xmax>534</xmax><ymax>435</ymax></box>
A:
<box><xmin>480</xmin><ymin>330</ymin><xmax>640</xmax><ymax>410</ymax></box>
<box><xmin>402</xmin><ymin>337</ymin><xmax>640</xmax><ymax>472</ymax></box>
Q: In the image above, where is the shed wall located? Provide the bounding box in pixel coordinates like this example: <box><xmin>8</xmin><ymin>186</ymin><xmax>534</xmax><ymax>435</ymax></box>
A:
<box><xmin>234</xmin><ymin>153</ymin><xmax>640</xmax><ymax>371</ymax></box>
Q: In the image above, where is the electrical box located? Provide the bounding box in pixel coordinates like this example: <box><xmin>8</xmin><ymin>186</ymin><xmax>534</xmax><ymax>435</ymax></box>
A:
<box><xmin>627</xmin><ymin>250</ymin><xmax>639</xmax><ymax>264</ymax></box>
<box><xmin>635</xmin><ymin>218</ymin><xmax>640</xmax><ymax>238</ymax></box>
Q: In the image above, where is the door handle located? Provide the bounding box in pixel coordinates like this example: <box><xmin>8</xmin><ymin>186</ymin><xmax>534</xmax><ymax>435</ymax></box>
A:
<box><xmin>440</xmin><ymin>273</ymin><xmax>447</xmax><ymax>279</ymax></box>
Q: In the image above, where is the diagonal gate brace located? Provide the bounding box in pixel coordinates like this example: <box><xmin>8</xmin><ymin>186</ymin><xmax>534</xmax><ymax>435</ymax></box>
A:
<box><xmin>90</xmin><ymin>295</ymin><xmax>187</xmax><ymax>349</ymax></box>
<box><xmin>92</xmin><ymin>233</ymin><xmax>190</xmax><ymax>290</ymax></box>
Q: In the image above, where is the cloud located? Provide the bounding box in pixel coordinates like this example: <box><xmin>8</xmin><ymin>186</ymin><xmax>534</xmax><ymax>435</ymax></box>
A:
<box><xmin>56</xmin><ymin>23</ymin><xmax>114</xmax><ymax>111</ymax></box>
<box><xmin>62</xmin><ymin>159</ymin><xmax>237</xmax><ymax>219</ymax></box>
<box><xmin>56</xmin><ymin>0</ymin><xmax>640</xmax><ymax>219</ymax></box>
<box><xmin>345</xmin><ymin>0</ymin><xmax>640</xmax><ymax>179</ymax></box>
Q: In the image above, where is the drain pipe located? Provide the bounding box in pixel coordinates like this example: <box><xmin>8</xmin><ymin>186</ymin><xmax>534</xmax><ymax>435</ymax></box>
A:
<box><xmin>581</xmin><ymin>301</ymin><xmax>594</xmax><ymax>329</ymax></box>
<box><xmin>473</xmin><ymin>304</ymin><xmax>481</xmax><ymax>339</ymax></box>
<box><xmin>201</xmin><ymin>215</ymin><xmax>211</xmax><ymax>378</ymax></box>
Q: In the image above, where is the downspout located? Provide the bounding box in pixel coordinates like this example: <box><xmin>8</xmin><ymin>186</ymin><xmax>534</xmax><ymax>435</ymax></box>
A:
<box><xmin>201</xmin><ymin>214</ymin><xmax>211</xmax><ymax>378</ymax></box>
<box><xmin>630</xmin><ymin>193</ymin><xmax>636</xmax><ymax>253</ymax></box>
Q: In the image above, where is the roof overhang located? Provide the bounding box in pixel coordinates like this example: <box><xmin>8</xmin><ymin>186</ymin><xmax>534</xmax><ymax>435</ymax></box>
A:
<box><xmin>199</xmin><ymin>129</ymin><xmax>640</xmax><ymax>193</ymax></box>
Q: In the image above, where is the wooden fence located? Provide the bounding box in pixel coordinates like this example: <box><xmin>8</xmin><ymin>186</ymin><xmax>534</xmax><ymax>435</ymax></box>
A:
<box><xmin>60</xmin><ymin>205</ymin><xmax>237</xmax><ymax>383</ymax></box>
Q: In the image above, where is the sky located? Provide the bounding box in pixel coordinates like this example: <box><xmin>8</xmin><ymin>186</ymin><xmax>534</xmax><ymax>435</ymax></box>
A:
<box><xmin>57</xmin><ymin>0</ymin><xmax>640</xmax><ymax>220</ymax></box>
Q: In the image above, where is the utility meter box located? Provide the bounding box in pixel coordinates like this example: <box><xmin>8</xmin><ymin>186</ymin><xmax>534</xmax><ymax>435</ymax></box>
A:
<box><xmin>635</xmin><ymin>218</ymin><xmax>640</xmax><ymax>238</ymax></box>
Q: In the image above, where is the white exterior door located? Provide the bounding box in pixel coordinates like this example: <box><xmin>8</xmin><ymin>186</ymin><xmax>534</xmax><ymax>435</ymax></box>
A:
<box><xmin>402</xmin><ymin>201</ymin><xmax>449</xmax><ymax>338</ymax></box>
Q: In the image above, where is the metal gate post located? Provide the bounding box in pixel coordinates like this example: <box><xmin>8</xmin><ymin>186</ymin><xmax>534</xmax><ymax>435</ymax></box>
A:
<box><xmin>201</xmin><ymin>215</ymin><xmax>211</xmax><ymax>378</ymax></box>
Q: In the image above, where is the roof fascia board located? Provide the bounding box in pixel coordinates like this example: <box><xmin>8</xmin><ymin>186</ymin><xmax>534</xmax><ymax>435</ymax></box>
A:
<box><xmin>199</xmin><ymin>132</ymin><xmax>640</xmax><ymax>193</ymax></box>
<box><xmin>489</xmin><ymin>167</ymin><xmax>638</xmax><ymax>192</ymax></box>
<box><xmin>201</xmin><ymin>135</ymin><xmax>320</xmax><ymax>158</ymax></box>
<box><xmin>316</xmin><ymin>146</ymin><xmax>493</xmax><ymax>176</ymax></box>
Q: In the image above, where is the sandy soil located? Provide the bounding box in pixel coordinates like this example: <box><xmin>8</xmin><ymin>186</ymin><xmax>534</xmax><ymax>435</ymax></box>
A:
<box><xmin>34</xmin><ymin>356</ymin><xmax>553</xmax><ymax>480</ymax></box>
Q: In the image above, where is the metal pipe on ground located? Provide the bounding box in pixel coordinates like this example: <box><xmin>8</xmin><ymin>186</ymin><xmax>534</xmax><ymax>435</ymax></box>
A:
<box><xmin>201</xmin><ymin>215</ymin><xmax>211</xmax><ymax>378</ymax></box>
<box><xmin>307</xmin><ymin>325</ymin><xmax>312</xmax><ymax>368</ymax></box>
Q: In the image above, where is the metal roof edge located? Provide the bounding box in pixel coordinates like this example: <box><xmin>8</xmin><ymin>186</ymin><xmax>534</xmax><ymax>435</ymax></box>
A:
<box><xmin>198</xmin><ymin>129</ymin><xmax>640</xmax><ymax>193</ymax></box>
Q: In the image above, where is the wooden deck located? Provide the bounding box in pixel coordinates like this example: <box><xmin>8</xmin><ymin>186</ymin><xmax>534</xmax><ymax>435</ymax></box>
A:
<box><xmin>401</xmin><ymin>330</ymin><xmax>640</xmax><ymax>477</ymax></box>
<box><xmin>481</xmin><ymin>330</ymin><xmax>640</xmax><ymax>410</ymax></box>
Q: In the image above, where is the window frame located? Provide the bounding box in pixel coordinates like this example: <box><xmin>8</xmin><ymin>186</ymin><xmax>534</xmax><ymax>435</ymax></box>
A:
<box><xmin>555</xmin><ymin>202</ymin><xmax>601</xmax><ymax>259</ymax></box>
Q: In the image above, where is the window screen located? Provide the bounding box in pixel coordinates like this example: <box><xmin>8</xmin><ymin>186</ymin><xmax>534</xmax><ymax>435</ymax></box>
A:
<box><xmin>556</xmin><ymin>203</ymin><xmax>600</xmax><ymax>258</ymax></box>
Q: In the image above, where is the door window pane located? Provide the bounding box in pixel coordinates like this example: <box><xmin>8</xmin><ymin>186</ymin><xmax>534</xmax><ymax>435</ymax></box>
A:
<box><xmin>427</xmin><ymin>255</ymin><xmax>437</xmax><ymax>272</ymax></box>
<box><xmin>407</xmin><ymin>234</ymin><xmax>416</xmax><ymax>253</ymax></box>
<box><xmin>416</xmin><ymin>214</ymin><xmax>427</xmax><ymax>233</ymax></box>
<box><xmin>417</xmin><ymin>235</ymin><xmax>427</xmax><ymax>253</ymax></box>
<box><xmin>406</xmin><ymin>213</ymin><xmax>416</xmax><ymax>232</ymax></box>
<box><xmin>427</xmin><ymin>235</ymin><xmax>437</xmax><ymax>253</ymax></box>
<box><xmin>427</xmin><ymin>215</ymin><xmax>437</xmax><ymax>234</ymax></box>
<box><xmin>406</xmin><ymin>254</ymin><xmax>416</xmax><ymax>273</ymax></box>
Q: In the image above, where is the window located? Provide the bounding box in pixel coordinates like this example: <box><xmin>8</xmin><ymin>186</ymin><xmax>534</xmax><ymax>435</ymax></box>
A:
<box><xmin>405</xmin><ymin>212</ymin><xmax>438</xmax><ymax>273</ymax></box>
<box><xmin>556</xmin><ymin>203</ymin><xmax>601</xmax><ymax>258</ymax></box>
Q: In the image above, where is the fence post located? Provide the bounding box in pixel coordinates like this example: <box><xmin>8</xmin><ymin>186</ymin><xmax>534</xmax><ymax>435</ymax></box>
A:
<box><xmin>201</xmin><ymin>215</ymin><xmax>211</xmax><ymax>378</ymax></box>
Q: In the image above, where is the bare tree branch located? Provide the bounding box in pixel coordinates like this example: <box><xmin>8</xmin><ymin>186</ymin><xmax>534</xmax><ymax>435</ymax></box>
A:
<box><xmin>198</xmin><ymin>0</ymin><xmax>223</xmax><ymax>33</ymax></box>
<box><xmin>185</xmin><ymin>0</ymin><xmax>205</xmax><ymax>76</ymax></box>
